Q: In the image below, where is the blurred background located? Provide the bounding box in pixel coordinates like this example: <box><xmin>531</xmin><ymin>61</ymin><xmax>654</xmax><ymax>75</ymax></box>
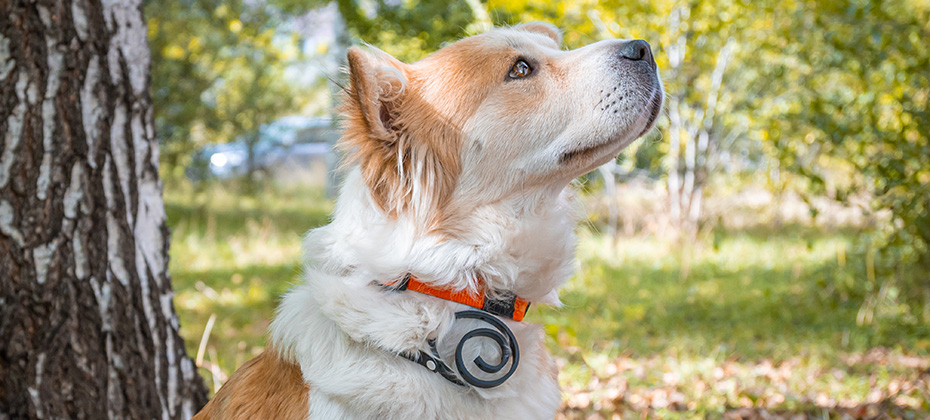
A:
<box><xmin>145</xmin><ymin>0</ymin><xmax>930</xmax><ymax>418</ymax></box>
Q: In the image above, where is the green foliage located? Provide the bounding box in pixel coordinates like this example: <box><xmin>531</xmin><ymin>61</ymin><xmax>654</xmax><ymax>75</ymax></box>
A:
<box><xmin>335</xmin><ymin>0</ymin><xmax>479</xmax><ymax>62</ymax></box>
<box><xmin>748</xmin><ymin>0</ymin><xmax>930</xmax><ymax>308</ymax></box>
<box><xmin>146</xmin><ymin>0</ymin><xmax>324</xmax><ymax>176</ymax></box>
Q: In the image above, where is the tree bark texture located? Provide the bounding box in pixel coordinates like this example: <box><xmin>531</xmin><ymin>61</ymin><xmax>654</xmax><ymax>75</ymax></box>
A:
<box><xmin>0</xmin><ymin>0</ymin><xmax>208</xmax><ymax>418</ymax></box>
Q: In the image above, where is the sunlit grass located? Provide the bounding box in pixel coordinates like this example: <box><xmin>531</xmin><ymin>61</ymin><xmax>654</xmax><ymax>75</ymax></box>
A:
<box><xmin>166</xmin><ymin>184</ymin><xmax>929</xmax><ymax>418</ymax></box>
<box><xmin>166</xmin><ymin>182</ymin><xmax>332</xmax><ymax>389</ymax></box>
<box><xmin>537</xmin><ymin>229</ymin><xmax>930</xmax><ymax>418</ymax></box>
<box><xmin>536</xmin><ymin>228</ymin><xmax>922</xmax><ymax>360</ymax></box>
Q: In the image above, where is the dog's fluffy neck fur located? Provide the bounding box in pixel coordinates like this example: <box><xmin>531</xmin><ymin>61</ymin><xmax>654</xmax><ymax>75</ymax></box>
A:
<box><xmin>270</xmin><ymin>169</ymin><xmax>576</xmax><ymax>419</ymax></box>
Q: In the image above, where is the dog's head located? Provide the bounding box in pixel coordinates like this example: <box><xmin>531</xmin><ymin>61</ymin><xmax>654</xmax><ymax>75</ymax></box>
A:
<box><xmin>340</xmin><ymin>22</ymin><xmax>663</xmax><ymax>223</ymax></box>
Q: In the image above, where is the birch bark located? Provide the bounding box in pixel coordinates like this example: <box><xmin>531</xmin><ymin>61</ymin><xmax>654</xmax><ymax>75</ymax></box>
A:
<box><xmin>0</xmin><ymin>0</ymin><xmax>208</xmax><ymax>418</ymax></box>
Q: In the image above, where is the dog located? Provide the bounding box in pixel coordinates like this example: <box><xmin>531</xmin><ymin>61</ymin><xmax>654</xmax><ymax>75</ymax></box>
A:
<box><xmin>193</xmin><ymin>22</ymin><xmax>662</xmax><ymax>420</ymax></box>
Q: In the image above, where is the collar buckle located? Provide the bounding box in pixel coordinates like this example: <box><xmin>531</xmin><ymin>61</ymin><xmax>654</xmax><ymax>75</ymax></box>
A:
<box><xmin>401</xmin><ymin>339</ymin><xmax>466</xmax><ymax>387</ymax></box>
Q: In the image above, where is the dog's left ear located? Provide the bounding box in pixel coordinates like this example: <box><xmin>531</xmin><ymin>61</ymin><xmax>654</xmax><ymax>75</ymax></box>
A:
<box><xmin>514</xmin><ymin>22</ymin><xmax>562</xmax><ymax>47</ymax></box>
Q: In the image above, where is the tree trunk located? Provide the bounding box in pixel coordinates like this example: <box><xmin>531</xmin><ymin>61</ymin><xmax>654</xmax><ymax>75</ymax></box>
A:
<box><xmin>0</xmin><ymin>0</ymin><xmax>208</xmax><ymax>418</ymax></box>
<box><xmin>663</xmin><ymin>5</ymin><xmax>735</xmax><ymax>239</ymax></box>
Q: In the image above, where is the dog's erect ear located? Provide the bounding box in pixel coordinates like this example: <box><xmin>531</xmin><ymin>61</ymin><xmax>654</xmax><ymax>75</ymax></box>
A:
<box><xmin>345</xmin><ymin>46</ymin><xmax>408</xmax><ymax>142</ymax></box>
<box><xmin>514</xmin><ymin>22</ymin><xmax>562</xmax><ymax>47</ymax></box>
<box><xmin>340</xmin><ymin>47</ymin><xmax>417</xmax><ymax>216</ymax></box>
<box><xmin>340</xmin><ymin>46</ymin><xmax>462</xmax><ymax>222</ymax></box>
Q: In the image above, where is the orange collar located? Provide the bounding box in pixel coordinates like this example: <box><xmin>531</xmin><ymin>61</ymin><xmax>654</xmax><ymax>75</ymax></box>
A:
<box><xmin>384</xmin><ymin>274</ymin><xmax>531</xmax><ymax>321</ymax></box>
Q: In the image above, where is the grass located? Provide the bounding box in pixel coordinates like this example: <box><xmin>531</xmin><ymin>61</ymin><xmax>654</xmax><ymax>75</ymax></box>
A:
<box><xmin>541</xmin><ymin>228</ymin><xmax>927</xmax><ymax>359</ymax></box>
<box><xmin>165</xmin><ymin>183</ymin><xmax>331</xmax><ymax>385</ymax></box>
<box><xmin>165</xmin><ymin>183</ymin><xmax>930</xmax><ymax>419</ymax></box>
<box><xmin>544</xmin><ymin>230</ymin><xmax>930</xmax><ymax>419</ymax></box>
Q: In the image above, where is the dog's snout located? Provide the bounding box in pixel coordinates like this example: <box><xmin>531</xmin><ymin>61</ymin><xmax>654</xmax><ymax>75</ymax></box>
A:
<box><xmin>618</xmin><ymin>39</ymin><xmax>653</xmax><ymax>64</ymax></box>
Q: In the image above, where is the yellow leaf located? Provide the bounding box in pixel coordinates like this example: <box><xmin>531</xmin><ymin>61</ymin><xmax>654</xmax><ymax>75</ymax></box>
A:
<box><xmin>163</xmin><ymin>45</ymin><xmax>185</xmax><ymax>59</ymax></box>
<box><xmin>188</xmin><ymin>37</ymin><xmax>202</xmax><ymax>52</ymax></box>
<box><xmin>147</xmin><ymin>18</ymin><xmax>159</xmax><ymax>38</ymax></box>
<box><xmin>229</xmin><ymin>19</ymin><xmax>243</xmax><ymax>34</ymax></box>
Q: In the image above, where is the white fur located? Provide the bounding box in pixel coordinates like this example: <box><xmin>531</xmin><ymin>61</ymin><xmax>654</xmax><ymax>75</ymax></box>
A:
<box><xmin>271</xmin><ymin>170</ymin><xmax>574</xmax><ymax>419</ymax></box>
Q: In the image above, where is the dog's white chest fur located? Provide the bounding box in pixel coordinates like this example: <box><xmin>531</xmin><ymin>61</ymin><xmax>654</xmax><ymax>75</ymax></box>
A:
<box><xmin>276</xmin><ymin>286</ymin><xmax>561</xmax><ymax>420</ymax></box>
<box><xmin>270</xmin><ymin>171</ymin><xmax>574</xmax><ymax>420</ymax></box>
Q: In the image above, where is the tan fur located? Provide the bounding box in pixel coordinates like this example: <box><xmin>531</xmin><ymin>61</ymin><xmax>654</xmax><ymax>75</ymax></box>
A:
<box><xmin>418</xmin><ymin>25</ymin><xmax>565</xmax><ymax>231</ymax></box>
<box><xmin>340</xmin><ymin>47</ymin><xmax>466</xmax><ymax>220</ymax></box>
<box><xmin>339</xmin><ymin>23</ymin><xmax>562</xmax><ymax>225</ymax></box>
<box><xmin>192</xmin><ymin>350</ymin><xmax>309</xmax><ymax>420</ymax></box>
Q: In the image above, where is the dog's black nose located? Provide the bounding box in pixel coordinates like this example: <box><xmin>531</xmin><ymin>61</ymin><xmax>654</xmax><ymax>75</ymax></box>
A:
<box><xmin>618</xmin><ymin>39</ymin><xmax>653</xmax><ymax>63</ymax></box>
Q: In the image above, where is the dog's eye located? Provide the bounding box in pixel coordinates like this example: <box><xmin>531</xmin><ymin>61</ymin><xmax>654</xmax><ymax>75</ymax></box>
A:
<box><xmin>508</xmin><ymin>59</ymin><xmax>533</xmax><ymax>79</ymax></box>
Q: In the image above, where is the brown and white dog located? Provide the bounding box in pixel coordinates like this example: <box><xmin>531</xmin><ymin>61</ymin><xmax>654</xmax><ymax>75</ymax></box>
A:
<box><xmin>193</xmin><ymin>22</ymin><xmax>662</xmax><ymax>420</ymax></box>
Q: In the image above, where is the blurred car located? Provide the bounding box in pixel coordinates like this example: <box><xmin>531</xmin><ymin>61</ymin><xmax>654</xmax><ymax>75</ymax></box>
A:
<box><xmin>189</xmin><ymin>116</ymin><xmax>339</xmax><ymax>185</ymax></box>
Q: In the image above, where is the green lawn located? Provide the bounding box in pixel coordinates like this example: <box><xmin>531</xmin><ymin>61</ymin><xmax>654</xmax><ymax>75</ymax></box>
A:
<box><xmin>166</xmin><ymin>184</ymin><xmax>929</xmax><ymax>419</ymax></box>
<box><xmin>166</xmin><ymin>184</ymin><xmax>331</xmax><ymax>385</ymax></box>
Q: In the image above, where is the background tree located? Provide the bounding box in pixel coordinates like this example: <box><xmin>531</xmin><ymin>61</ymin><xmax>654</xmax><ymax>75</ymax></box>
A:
<box><xmin>751</xmin><ymin>0</ymin><xmax>930</xmax><ymax>313</ymax></box>
<box><xmin>0</xmin><ymin>0</ymin><xmax>207</xmax><ymax>417</ymax></box>
<box><xmin>147</xmin><ymin>0</ymin><xmax>325</xmax><ymax>181</ymax></box>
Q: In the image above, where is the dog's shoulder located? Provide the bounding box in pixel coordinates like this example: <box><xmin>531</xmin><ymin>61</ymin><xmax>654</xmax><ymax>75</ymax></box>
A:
<box><xmin>193</xmin><ymin>349</ymin><xmax>309</xmax><ymax>420</ymax></box>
